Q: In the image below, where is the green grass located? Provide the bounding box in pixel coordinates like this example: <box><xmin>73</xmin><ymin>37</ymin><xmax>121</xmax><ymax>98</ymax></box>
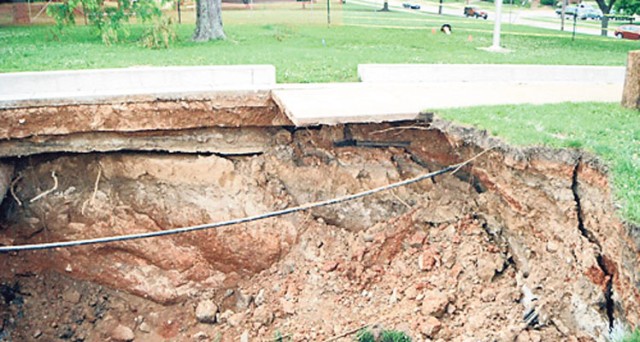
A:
<box><xmin>1</xmin><ymin>1</ymin><xmax>640</xmax><ymax>82</ymax></box>
<box><xmin>623</xmin><ymin>328</ymin><xmax>640</xmax><ymax>342</ymax></box>
<box><xmin>438</xmin><ymin>102</ymin><xmax>640</xmax><ymax>225</ymax></box>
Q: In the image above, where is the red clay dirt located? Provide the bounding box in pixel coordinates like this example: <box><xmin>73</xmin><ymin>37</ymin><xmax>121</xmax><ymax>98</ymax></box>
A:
<box><xmin>0</xmin><ymin>105</ymin><xmax>638</xmax><ymax>342</ymax></box>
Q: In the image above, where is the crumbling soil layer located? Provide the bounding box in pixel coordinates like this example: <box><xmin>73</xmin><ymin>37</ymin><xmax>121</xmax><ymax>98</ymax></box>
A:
<box><xmin>0</xmin><ymin>117</ymin><xmax>639</xmax><ymax>341</ymax></box>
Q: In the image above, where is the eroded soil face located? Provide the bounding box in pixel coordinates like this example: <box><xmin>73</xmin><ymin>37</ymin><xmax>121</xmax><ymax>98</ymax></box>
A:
<box><xmin>0</xmin><ymin>120</ymin><xmax>639</xmax><ymax>341</ymax></box>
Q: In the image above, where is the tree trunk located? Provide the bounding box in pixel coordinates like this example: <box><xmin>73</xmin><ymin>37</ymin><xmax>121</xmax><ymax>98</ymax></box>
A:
<box><xmin>601</xmin><ymin>15</ymin><xmax>609</xmax><ymax>36</ymax></box>
<box><xmin>621</xmin><ymin>50</ymin><xmax>640</xmax><ymax>109</ymax></box>
<box><xmin>193</xmin><ymin>0</ymin><xmax>225</xmax><ymax>42</ymax></box>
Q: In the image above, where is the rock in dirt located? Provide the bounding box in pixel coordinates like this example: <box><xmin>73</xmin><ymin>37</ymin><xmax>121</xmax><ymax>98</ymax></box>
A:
<box><xmin>236</xmin><ymin>290</ymin><xmax>253</xmax><ymax>311</ymax></box>
<box><xmin>138</xmin><ymin>322</ymin><xmax>151</xmax><ymax>333</ymax></box>
<box><xmin>193</xmin><ymin>331</ymin><xmax>208</xmax><ymax>340</ymax></box>
<box><xmin>418</xmin><ymin>248</ymin><xmax>438</xmax><ymax>272</ymax></box>
<box><xmin>421</xmin><ymin>290</ymin><xmax>449</xmax><ymax>318</ymax></box>
<box><xmin>408</xmin><ymin>231</ymin><xmax>427</xmax><ymax>248</ymax></box>
<box><xmin>62</xmin><ymin>289</ymin><xmax>82</xmax><ymax>304</ymax></box>
<box><xmin>195</xmin><ymin>300</ymin><xmax>218</xmax><ymax>324</ymax></box>
<box><xmin>420</xmin><ymin>316</ymin><xmax>442</xmax><ymax>338</ymax></box>
<box><xmin>111</xmin><ymin>324</ymin><xmax>135</xmax><ymax>342</ymax></box>
<box><xmin>251</xmin><ymin>306</ymin><xmax>274</xmax><ymax>328</ymax></box>
<box><xmin>227</xmin><ymin>312</ymin><xmax>246</xmax><ymax>327</ymax></box>
<box><xmin>254</xmin><ymin>289</ymin><xmax>266</xmax><ymax>307</ymax></box>
<box><xmin>240</xmin><ymin>330</ymin><xmax>250</xmax><ymax>342</ymax></box>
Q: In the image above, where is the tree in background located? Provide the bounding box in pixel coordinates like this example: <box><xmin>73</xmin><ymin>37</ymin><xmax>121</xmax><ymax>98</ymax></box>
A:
<box><xmin>193</xmin><ymin>0</ymin><xmax>225</xmax><ymax>41</ymax></box>
<box><xmin>593</xmin><ymin>0</ymin><xmax>616</xmax><ymax>36</ymax></box>
<box><xmin>47</xmin><ymin>0</ymin><xmax>173</xmax><ymax>47</ymax></box>
<box><xmin>615</xmin><ymin>0</ymin><xmax>640</xmax><ymax>15</ymax></box>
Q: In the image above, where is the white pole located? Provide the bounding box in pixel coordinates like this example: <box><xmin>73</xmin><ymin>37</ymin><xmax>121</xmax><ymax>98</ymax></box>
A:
<box><xmin>491</xmin><ymin>0</ymin><xmax>503</xmax><ymax>49</ymax></box>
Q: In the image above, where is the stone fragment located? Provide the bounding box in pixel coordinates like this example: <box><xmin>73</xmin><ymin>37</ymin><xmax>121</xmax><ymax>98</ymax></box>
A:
<box><xmin>138</xmin><ymin>322</ymin><xmax>151</xmax><ymax>333</ymax></box>
<box><xmin>236</xmin><ymin>290</ymin><xmax>253</xmax><ymax>311</ymax></box>
<box><xmin>408</xmin><ymin>231</ymin><xmax>427</xmax><ymax>248</ymax></box>
<box><xmin>322</xmin><ymin>260</ymin><xmax>339</xmax><ymax>272</ymax></box>
<box><xmin>227</xmin><ymin>312</ymin><xmax>245</xmax><ymax>327</ymax></box>
<box><xmin>251</xmin><ymin>306</ymin><xmax>274</xmax><ymax>327</ymax></box>
<box><xmin>419</xmin><ymin>316</ymin><xmax>442</xmax><ymax>338</ymax></box>
<box><xmin>418</xmin><ymin>247</ymin><xmax>438</xmax><ymax>272</ymax></box>
<box><xmin>280</xmin><ymin>299</ymin><xmax>295</xmax><ymax>315</ymax></box>
<box><xmin>546</xmin><ymin>241</ymin><xmax>559</xmax><ymax>253</ymax></box>
<box><xmin>240</xmin><ymin>330</ymin><xmax>250</xmax><ymax>342</ymax></box>
<box><xmin>193</xmin><ymin>331</ymin><xmax>208</xmax><ymax>340</ymax></box>
<box><xmin>62</xmin><ymin>289</ymin><xmax>82</xmax><ymax>304</ymax></box>
<box><xmin>254</xmin><ymin>289</ymin><xmax>266</xmax><ymax>307</ymax></box>
<box><xmin>195</xmin><ymin>300</ymin><xmax>218</xmax><ymax>324</ymax></box>
<box><xmin>421</xmin><ymin>290</ymin><xmax>449</xmax><ymax>318</ymax></box>
<box><xmin>111</xmin><ymin>324</ymin><xmax>135</xmax><ymax>342</ymax></box>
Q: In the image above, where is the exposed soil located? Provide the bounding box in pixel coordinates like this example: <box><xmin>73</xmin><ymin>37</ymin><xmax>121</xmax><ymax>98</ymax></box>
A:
<box><xmin>0</xmin><ymin>113</ymin><xmax>639</xmax><ymax>341</ymax></box>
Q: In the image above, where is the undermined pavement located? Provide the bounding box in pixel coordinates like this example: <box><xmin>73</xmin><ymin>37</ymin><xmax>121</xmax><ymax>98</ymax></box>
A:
<box><xmin>0</xmin><ymin>92</ymin><xmax>639</xmax><ymax>341</ymax></box>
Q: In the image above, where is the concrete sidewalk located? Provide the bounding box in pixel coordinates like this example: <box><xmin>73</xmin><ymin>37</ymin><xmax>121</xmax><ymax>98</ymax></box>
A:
<box><xmin>272</xmin><ymin>82</ymin><xmax>622</xmax><ymax>126</ymax></box>
<box><xmin>0</xmin><ymin>64</ymin><xmax>625</xmax><ymax>127</ymax></box>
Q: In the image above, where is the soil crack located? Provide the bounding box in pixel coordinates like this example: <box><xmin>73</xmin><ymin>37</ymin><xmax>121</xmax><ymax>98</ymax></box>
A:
<box><xmin>572</xmin><ymin>158</ymin><xmax>614</xmax><ymax>329</ymax></box>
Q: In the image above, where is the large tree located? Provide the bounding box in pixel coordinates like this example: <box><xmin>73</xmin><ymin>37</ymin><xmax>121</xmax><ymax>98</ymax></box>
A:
<box><xmin>193</xmin><ymin>0</ymin><xmax>225</xmax><ymax>41</ymax></box>
<box><xmin>594</xmin><ymin>0</ymin><xmax>616</xmax><ymax>36</ymax></box>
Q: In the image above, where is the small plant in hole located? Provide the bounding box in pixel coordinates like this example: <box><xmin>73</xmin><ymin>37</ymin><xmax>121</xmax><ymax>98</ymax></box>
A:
<box><xmin>274</xmin><ymin>330</ymin><xmax>292</xmax><ymax>342</ymax></box>
<box><xmin>356</xmin><ymin>328</ymin><xmax>411</xmax><ymax>342</ymax></box>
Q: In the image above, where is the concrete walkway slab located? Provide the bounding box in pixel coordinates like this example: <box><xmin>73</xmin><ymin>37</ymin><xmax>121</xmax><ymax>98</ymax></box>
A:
<box><xmin>358</xmin><ymin>64</ymin><xmax>626</xmax><ymax>84</ymax></box>
<box><xmin>0</xmin><ymin>65</ymin><xmax>276</xmax><ymax>103</ymax></box>
<box><xmin>272</xmin><ymin>82</ymin><xmax>622</xmax><ymax>126</ymax></box>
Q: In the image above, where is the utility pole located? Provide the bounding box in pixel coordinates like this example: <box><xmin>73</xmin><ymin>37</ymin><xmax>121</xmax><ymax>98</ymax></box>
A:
<box><xmin>327</xmin><ymin>0</ymin><xmax>331</xmax><ymax>24</ymax></box>
<box><xmin>561</xmin><ymin>0</ymin><xmax>566</xmax><ymax>31</ymax></box>
<box><xmin>491</xmin><ymin>0</ymin><xmax>503</xmax><ymax>49</ymax></box>
<box><xmin>439</xmin><ymin>0</ymin><xmax>443</xmax><ymax>14</ymax></box>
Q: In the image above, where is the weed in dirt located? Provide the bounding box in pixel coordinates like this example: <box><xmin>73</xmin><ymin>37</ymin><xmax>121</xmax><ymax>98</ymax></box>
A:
<box><xmin>356</xmin><ymin>328</ymin><xmax>411</xmax><ymax>342</ymax></box>
<box><xmin>274</xmin><ymin>330</ymin><xmax>293</xmax><ymax>342</ymax></box>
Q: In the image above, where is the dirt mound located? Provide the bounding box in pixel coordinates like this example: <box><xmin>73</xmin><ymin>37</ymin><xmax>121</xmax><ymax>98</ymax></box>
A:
<box><xmin>0</xmin><ymin>119</ymin><xmax>638</xmax><ymax>341</ymax></box>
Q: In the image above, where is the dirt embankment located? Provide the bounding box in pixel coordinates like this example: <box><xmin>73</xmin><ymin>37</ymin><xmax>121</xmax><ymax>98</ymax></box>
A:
<box><xmin>0</xmin><ymin>107</ymin><xmax>638</xmax><ymax>341</ymax></box>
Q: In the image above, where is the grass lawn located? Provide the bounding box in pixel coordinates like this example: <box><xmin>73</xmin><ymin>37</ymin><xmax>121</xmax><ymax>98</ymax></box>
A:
<box><xmin>1</xmin><ymin>1</ymin><xmax>640</xmax><ymax>82</ymax></box>
<box><xmin>0</xmin><ymin>1</ymin><xmax>638</xmax><ymax>224</ymax></box>
<box><xmin>438</xmin><ymin>103</ymin><xmax>640</xmax><ymax>225</ymax></box>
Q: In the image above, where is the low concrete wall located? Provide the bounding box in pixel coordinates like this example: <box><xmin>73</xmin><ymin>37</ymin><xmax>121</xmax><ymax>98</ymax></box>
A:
<box><xmin>0</xmin><ymin>65</ymin><xmax>276</xmax><ymax>103</ymax></box>
<box><xmin>358</xmin><ymin>64</ymin><xmax>626</xmax><ymax>84</ymax></box>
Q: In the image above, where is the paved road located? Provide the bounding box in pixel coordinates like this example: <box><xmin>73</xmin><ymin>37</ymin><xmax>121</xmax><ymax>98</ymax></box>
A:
<box><xmin>351</xmin><ymin>0</ymin><xmax>612</xmax><ymax>37</ymax></box>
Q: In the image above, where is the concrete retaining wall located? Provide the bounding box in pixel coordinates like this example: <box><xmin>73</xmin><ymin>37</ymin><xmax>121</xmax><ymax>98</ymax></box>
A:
<box><xmin>358</xmin><ymin>64</ymin><xmax>626</xmax><ymax>84</ymax></box>
<box><xmin>0</xmin><ymin>65</ymin><xmax>276</xmax><ymax>103</ymax></box>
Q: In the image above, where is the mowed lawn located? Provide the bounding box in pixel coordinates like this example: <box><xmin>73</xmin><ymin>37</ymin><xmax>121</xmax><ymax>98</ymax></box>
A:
<box><xmin>1</xmin><ymin>0</ymin><xmax>639</xmax><ymax>82</ymax></box>
<box><xmin>0</xmin><ymin>2</ymin><xmax>638</xmax><ymax>225</ymax></box>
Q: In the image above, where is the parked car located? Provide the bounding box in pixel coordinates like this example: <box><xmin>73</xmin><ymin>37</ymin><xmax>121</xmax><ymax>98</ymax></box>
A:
<box><xmin>580</xmin><ymin>7</ymin><xmax>602</xmax><ymax>20</ymax></box>
<box><xmin>615</xmin><ymin>24</ymin><xmax>640</xmax><ymax>39</ymax></box>
<box><xmin>402</xmin><ymin>3</ymin><xmax>420</xmax><ymax>9</ymax></box>
<box><xmin>464</xmin><ymin>6</ymin><xmax>488</xmax><ymax>19</ymax></box>
<box><xmin>555</xmin><ymin>4</ymin><xmax>602</xmax><ymax>20</ymax></box>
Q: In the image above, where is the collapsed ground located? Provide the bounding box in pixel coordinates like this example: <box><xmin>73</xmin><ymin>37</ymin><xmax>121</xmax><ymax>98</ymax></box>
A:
<box><xmin>0</xmin><ymin>98</ymin><xmax>639</xmax><ymax>341</ymax></box>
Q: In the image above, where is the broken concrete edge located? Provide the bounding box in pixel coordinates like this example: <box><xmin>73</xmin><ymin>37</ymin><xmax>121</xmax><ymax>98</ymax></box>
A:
<box><xmin>270</xmin><ymin>88</ymin><xmax>423</xmax><ymax>126</ymax></box>
<box><xmin>358</xmin><ymin>64</ymin><xmax>627</xmax><ymax>84</ymax></box>
<box><xmin>0</xmin><ymin>88</ymin><xmax>276</xmax><ymax>110</ymax></box>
